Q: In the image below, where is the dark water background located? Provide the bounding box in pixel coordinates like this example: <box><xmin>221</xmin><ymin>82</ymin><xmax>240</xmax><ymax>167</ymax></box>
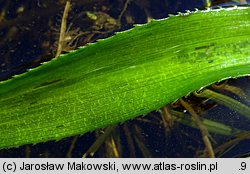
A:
<box><xmin>0</xmin><ymin>0</ymin><xmax>250</xmax><ymax>157</ymax></box>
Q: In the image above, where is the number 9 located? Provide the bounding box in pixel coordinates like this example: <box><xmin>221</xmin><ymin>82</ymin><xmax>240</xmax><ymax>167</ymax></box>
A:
<box><xmin>241</xmin><ymin>162</ymin><xmax>246</xmax><ymax>170</ymax></box>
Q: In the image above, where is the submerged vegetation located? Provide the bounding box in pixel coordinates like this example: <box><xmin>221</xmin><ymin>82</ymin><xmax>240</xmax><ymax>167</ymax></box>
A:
<box><xmin>0</xmin><ymin>0</ymin><xmax>250</xmax><ymax>157</ymax></box>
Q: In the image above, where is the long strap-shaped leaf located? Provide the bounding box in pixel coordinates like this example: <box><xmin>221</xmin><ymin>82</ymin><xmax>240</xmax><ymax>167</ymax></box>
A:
<box><xmin>0</xmin><ymin>7</ymin><xmax>250</xmax><ymax>149</ymax></box>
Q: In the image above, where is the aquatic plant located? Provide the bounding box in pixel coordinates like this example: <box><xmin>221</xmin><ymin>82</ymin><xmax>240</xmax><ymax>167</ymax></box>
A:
<box><xmin>0</xmin><ymin>6</ymin><xmax>250</xmax><ymax>150</ymax></box>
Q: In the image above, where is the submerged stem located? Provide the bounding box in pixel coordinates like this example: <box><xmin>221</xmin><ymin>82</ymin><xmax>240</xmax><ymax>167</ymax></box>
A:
<box><xmin>180</xmin><ymin>99</ymin><xmax>215</xmax><ymax>158</ymax></box>
<box><xmin>195</xmin><ymin>89</ymin><xmax>250</xmax><ymax>120</ymax></box>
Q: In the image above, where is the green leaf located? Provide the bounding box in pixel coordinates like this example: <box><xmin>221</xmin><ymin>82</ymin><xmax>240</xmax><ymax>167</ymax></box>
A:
<box><xmin>0</xmin><ymin>7</ymin><xmax>250</xmax><ymax>149</ymax></box>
